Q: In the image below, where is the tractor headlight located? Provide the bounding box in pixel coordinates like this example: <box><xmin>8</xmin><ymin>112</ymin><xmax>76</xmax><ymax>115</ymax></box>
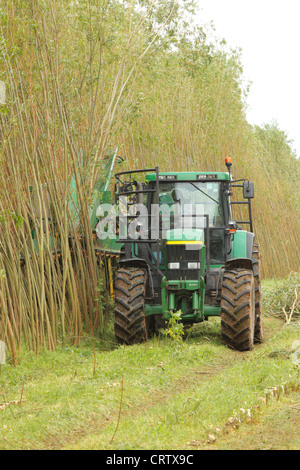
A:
<box><xmin>187</xmin><ymin>262</ymin><xmax>200</xmax><ymax>269</ymax></box>
<box><xmin>168</xmin><ymin>262</ymin><xmax>180</xmax><ymax>269</ymax></box>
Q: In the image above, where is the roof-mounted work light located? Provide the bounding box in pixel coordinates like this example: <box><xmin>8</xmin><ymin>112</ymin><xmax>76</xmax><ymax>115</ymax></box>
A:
<box><xmin>225</xmin><ymin>157</ymin><xmax>233</xmax><ymax>195</ymax></box>
<box><xmin>225</xmin><ymin>156</ymin><xmax>232</xmax><ymax>169</ymax></box>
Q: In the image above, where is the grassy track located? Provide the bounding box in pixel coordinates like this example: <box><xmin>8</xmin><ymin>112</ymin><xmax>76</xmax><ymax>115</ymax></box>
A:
<box><xmin>0</xmin><ymin>311</ymin><xmax>299</xmax><ymax>450</ymax></box>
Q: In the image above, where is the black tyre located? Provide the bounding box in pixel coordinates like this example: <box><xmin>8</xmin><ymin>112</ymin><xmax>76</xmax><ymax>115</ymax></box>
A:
<box><xmin>252</xmin><ymin>243</ymin><xmax>263</xmax><ymax>343</ymax></box>
<box><xmin>114</xmin><ymin>267</ymin><xmax>149</xmax><ymax>344</ymax></box>
<box><xmin>221</xmin><ymin>268</ymin><xmax>256</xmax><ymax>351</ymax></box>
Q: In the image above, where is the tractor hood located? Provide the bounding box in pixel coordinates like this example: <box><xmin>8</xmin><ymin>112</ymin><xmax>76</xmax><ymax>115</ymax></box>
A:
<box><xmin>165</xmin><ymin>228</ymin><xmax>205</xmax><ymax>244</ymax></box>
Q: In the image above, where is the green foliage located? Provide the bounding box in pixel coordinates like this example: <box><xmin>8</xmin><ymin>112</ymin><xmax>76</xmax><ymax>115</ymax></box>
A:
<box><xmin>262</xmin><ymin>272</ymin><xmax>300</xmax><ymax>322</ymax></box>
<box><xmin>160</xmin><ymin>310</ymin><xmax>185</xmax><ymax>342</ymax></box>
<box><xmin>1</xmin><ymin>0</ymin><xmax>195</xmax><ymax>359</ymax></box>
<box><xmin>0</xmin><ymin>315</ymin><xmax>299</xmax><ymax>449</ymax></box>
<box><xmin>0</xmin><ymin>0</ymin><xmax>299</xmax><ymax>360</ymax></box>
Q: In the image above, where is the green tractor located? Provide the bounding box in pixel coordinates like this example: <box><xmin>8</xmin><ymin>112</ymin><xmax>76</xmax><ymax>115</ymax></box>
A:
<box><xmin>98</xmin><ymin>157</ymin><xmax>263</xmax><ymax>351</ymax></box>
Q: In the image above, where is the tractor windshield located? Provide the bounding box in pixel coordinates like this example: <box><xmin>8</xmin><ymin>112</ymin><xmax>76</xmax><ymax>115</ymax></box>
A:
<box><xmin>158</xmin><ymin>181</ymin><xmax>225</xmax><ymax>228</ymax></box>
<box><xmin>157</xmin><ymin>181</ymin><xmax>227</xmax><ymax>265</ymax></box>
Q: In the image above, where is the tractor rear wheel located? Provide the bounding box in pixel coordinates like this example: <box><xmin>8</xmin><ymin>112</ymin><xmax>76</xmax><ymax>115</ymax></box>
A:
<box><xmin>252</xmin><ymin>243</ymin><xmax>263</xmax><ymax>343</ymax></box>
<box><xmin>114</xmin><ymin>266</ymin><xmax>149</xmax><ymax>345</ymax></box>
<box><xmin>221</xmin><ymin>268</ymin><xmax>256</xmax><ymax>351</ymax></box>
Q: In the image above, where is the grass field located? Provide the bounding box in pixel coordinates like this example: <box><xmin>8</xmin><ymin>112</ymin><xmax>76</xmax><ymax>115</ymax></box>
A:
<box><xmin>0</xmin><ymin>287</ymin><xmax>299</xmax><ymax>451</ymax></box>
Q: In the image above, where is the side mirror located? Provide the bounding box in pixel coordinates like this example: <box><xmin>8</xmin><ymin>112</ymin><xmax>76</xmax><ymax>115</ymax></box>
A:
<box><xmin>243</xmin><ymin>181</ymin><xmax>254</xmax><ymax>199</ymax></box>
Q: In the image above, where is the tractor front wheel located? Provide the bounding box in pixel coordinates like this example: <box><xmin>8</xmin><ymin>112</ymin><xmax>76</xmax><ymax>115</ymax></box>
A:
<box><xmin>114</xmin><ymin>266</ymin><xmax>149</xmax><ymax>345</ymax></box>
<box><xmin>221</xmin><ymin>268</ymin><xmax>256</xmax><ymax>351</ymax></box>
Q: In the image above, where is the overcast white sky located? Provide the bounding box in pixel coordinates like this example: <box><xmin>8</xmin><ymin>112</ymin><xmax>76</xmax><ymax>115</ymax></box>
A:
<box><xmin>196</xmin><ymin>0</ymin><xmax>300</xmax><ymax>156</ymax></box>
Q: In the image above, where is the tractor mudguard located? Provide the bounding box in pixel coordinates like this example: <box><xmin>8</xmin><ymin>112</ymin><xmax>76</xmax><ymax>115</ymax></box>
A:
<box><xmin>118</xmin><ymin>257</ymin><xmax>149</xmax><ymax>270</ymax></box>
<box><xmin>231</xmin><ymin>231</ymin><xmax>255</xmax><ymax>259</ymax></box>
<box><xmin>227</xmin><ymin>231</ymin><xmax>256</xmax><ymax>270</ymax></box>
<box><xmin>225</xmin><ymin>257</ymin><xmax>253</xmax><ymax>271</ymax></box>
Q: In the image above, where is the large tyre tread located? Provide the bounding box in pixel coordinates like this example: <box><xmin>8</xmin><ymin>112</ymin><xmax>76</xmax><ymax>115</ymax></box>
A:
<box><xmin>114</xmin><ymin>267</ymin><xmax>148</xmax><ymax>345</ymax></box>
<box><xmin>221</xmin><ymin>268</ymin><xmax>255</xmax><ymax>351</ymax></box>
<box><xmin>252</xmin><ymin>243</ymin><xmax>263</xmax><ymax>343</ymax></box>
